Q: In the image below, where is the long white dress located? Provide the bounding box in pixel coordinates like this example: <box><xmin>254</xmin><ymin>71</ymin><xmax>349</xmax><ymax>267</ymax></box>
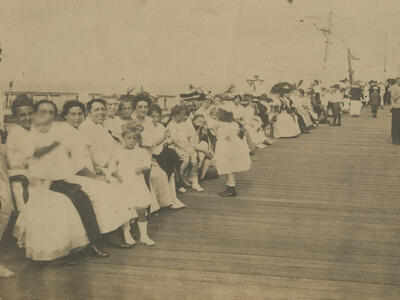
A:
<box><xmin>350</xmin><ymin>100</ymin><xmax>362</xmax><ymax>116</ymax></box>
<box><xmin>111</xmin><ymin>146</ymin><xmax>154</xmax><ymax>209</ymax></box>
<box><xmin>273</xmin><ymin>111</ymin><xmax>301</xmax><ymax>138</ymax></box>
<box><xmin>214</xmin><ymin>122</ymin><xmax>251</xmax><ymax>175</ymax></box>
<box><xmin>58</xmin><ymin>122</ymin><xmax>135</xmax><ymax>231</ymax></box>
<box><xmin>13</xmin><ymin>125</ymin><xmax>90</xmax><ymax>261</ymax></box>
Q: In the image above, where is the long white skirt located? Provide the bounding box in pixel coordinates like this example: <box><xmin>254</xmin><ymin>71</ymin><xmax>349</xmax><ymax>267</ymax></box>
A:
<box><xmin>67</xmin><ymin>176</ymin><xmax>135</xmax><ymax>233</ymax></box>
<box><xmin>14</xmin><ymin>183</ymin><xmax>89</xmax><ymax>261</ymax></box>
<box><xmin>274</xmin><ymin>112</ymin><xmax>301</xmax><ymax>138</ymax></box>
<box><xmin>150</xmin><ymin>164</ymin><xmax>174</xmax><ymax>208</ymax></box>
<box><xmin>350</xmin><ymin>100</ymin><xmax>362</xmax><ymax>116</ymax></box>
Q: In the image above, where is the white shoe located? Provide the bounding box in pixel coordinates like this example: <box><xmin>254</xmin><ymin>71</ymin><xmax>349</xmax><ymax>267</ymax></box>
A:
<box><xmin>256</xmin><ymin>143</ymin><xmax>266</xmax><ymax>149</ymax></box>
<box><xmin>192</xmin><ymin>183</ymin><xmax>204</xmax><ymax>192</ymax></box>
<box><xmin>178</xmin><ymin>187</ymin><xmax>186</xmax><ymax>193</ymax></box>
<box><xmin>140</xmin><ymin>236</ymin><xmax>156</xmax><ymax>247</ymax></box>
<box><xmin>0</xmin><ymin>265</ymin><xmax>14</xmax><ymax>278</ymax></box>
<box><xmin>171</xmin><ymin>199</ymin><xmax>186</xmax><ymax>209</ymax></box>
<box><xmin>124</xmin><ymin>231</ymin><xmax>136</xmax><ymax>246</ymax></box>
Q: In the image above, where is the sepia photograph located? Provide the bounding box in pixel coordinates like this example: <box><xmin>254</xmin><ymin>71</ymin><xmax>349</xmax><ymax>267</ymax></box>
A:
<box><xmin>1</xmin><ymin>0</ymin><xmax>400</xmax><ymax>299</ymax></box>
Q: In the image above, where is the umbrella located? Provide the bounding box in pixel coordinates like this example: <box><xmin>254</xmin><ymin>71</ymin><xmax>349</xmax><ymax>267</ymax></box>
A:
<box><xmin>270</xmin><ymin>82</ymin><xmax>295</xmax><ymax>94</ymax></box>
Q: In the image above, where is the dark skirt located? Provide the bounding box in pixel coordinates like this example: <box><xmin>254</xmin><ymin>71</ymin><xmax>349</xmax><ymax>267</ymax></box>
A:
<box><xmin>153</xmin><ymin>146</ymin><xmax>180</xmax><ymax>179</ymax></box>
<box><xmin>332</xmin><ymin>103</ymin><xmax>341</xmax><ymax>116</ymax></box>
<box><xmin>296</xmin><ymin>113</ymin><xmax>308</xmax><ymax>133</ymax></box>
<box><xmin>391</xmin><ymin>108</ymin><xmax>400</xmax><ymax>144</ymax></box>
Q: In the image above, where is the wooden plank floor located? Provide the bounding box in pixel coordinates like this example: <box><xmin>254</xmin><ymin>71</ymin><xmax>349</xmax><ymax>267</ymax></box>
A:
<box><xmin>2</xmin><ymin>107</ymin><xmax>400</xmax><ymax>299</ymax></box>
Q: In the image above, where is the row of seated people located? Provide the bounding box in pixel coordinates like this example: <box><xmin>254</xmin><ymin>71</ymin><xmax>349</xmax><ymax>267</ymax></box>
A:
<box><xmin>2</xmin><ymin>88</ymin><xmax>323</xmax><ymax>264</ymax></box>
<box><xmin>3</xmin><ymin>94</ymin><xmax>186</xmax><ymax>264</ymax></box>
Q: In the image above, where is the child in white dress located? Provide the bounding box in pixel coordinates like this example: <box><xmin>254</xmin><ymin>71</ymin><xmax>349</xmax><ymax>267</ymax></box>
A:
<box><xmin>110</xmin><ymin>121</ymin><xmax>156</xmax><ymax>246</ymax></box>
<box><xmin>215</xmin><ymin>109</ymin><xmax>251</xmax><ymax>197</ymax></box>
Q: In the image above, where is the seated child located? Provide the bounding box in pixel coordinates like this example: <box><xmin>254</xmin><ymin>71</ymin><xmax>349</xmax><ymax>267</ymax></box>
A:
<box><xmin>167</xmin><ymin>105</ymin><xmax>204</xmax><ymax>192</ymax></box>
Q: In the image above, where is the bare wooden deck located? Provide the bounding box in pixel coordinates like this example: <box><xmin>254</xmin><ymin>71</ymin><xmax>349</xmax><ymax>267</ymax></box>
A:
<box><xmin>1</xmin><ymin>107</ymin><xmax>400</xmax><ymax>299</ymax></box>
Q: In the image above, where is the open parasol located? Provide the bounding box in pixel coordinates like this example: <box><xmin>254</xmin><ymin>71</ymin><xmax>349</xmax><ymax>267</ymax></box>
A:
<box><xmin>270</xmin><ymin>82</ymin><xmax>295</xmax><ymax>95</ymax></box>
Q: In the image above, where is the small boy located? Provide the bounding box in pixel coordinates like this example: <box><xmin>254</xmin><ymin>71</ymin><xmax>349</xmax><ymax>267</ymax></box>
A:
<box><xmin>167</xmin><ymin>105</ymin><xmax>204</xmax><ymax>192</ymax></box>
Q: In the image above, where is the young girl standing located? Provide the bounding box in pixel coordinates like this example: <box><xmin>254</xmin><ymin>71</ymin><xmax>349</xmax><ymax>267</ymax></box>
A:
<box><xmin>215</xmin><ymin>109</ymin><xmax>251</xmax><ymax>197</ymax></box>
<box><xmin>110</xmin><ymin>121</ymin><xmax>155</xmax><ymax>246</ymax></box>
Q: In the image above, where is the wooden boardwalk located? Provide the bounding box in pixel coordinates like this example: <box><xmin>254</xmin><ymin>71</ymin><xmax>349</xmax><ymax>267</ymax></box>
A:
<box><xmin>1</xmin><ymin>107</ymin><xmax>400</xmax><ymax>299</ymax></box>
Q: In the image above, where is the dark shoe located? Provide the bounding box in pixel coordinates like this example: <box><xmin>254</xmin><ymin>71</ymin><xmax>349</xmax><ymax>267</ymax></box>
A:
<box><xmin>87</xmin><ymin>244</ymin><xmax>110</xmax><ymax>258</ymax></box>
<box><xmin>336</xmin><ymin>123</ymin><xmax>342</xmax><ymax>126</ymax></box>
<box><xmin>218</xmin><ymin>187</ymin><xmax>229</xmax><ymax>196</ymax></box>
<box><xmin>221</xmin><ymin>187</ymin><xmax>237</xmax><ymax>197</ymax></box>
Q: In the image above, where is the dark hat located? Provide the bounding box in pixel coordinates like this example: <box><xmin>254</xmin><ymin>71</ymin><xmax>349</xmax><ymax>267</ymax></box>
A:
<box><xmin>218</xmin><ymin>109</ymin><xmax>233</xmax><ymax>122</ymax></box>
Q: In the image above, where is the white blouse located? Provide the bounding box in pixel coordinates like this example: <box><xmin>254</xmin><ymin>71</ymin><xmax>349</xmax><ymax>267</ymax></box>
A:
<box><xmin>79</xmin><ymin>117</ymin><xmax>116</xmax><ymax>168</ymax></box>
<box><xmin>6</xmin><ymin>124</ymin><xmax>30</xmax><ymax>173</ymax></box>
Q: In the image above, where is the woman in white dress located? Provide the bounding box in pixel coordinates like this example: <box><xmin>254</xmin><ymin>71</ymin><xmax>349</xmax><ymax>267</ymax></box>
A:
<box><xmin>215</xmin><ymin>109</ymin><xmax>251</xmax><ymax>197</ymax></box>
<box><xmin>148</xmin><ymin>104</ymin><xmax>186</xmax><ymax>209</ymax></box>
<box><xmin>60</xmin><ymin>101</ymin><xmax>136</xmax><ymax>238</ymax></box>
<box><xmin>273</xmin><ymin>97</ymin><xmax>301</xmax><ymax>138</ymax></box>
<box><xmin>13</xmin><ymin>101</ymin><xmax>91</xmax><ymax>261</ymax></box>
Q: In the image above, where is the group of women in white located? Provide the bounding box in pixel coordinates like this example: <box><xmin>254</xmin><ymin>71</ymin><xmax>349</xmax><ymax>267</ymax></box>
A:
<box><xmin>0</xmin><ymin>83</ymin><xmax>345</xmax><ymax>266</ymax></box>
<box><xmin>4</xmin><ymin>94</ymin><xmax>185</xmax><ymax>264</ymax></box>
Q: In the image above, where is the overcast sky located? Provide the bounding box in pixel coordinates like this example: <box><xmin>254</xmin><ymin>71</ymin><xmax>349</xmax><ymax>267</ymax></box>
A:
<box><xmin>0</xmin><ymin>0</ymin><xmax>399</xmax><ymax>94</ymax></box>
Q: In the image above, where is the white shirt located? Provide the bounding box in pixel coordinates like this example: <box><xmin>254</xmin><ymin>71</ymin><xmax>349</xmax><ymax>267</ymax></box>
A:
<box><xmin>23</xmin><ymin>122</ymin><xmax>76</xmax><ymax>181</ymax></box>
<box><xmin>6</xmin><ymin>124</ymin><xmax>30</xmax><ymax>173</ymax></box>
<box><xmin>59</xmin><ymin>122</ymin><xmax>95</xmax><ymax>173</ymax></box>
<box><xmin>104</xmin><ymin>116</ymin><xmax>125</xmax><ymax>142</ymax></box>
<box><xmin>131</xmin><ymin>114</ymin><xmax>155</xmax><ymax>148</ymax></box>
<box><xmin>167</xmin><ymin>119</ymin><xmax>196</xmax><ymax>150</ymax></box>
<box><xmin>80</xmin><ymin>117</ymin><xmax>116</xmax><ymax>168</ymax></box>
<box><xmin>231</xmin><ymin>104</ymin><xmax>246</xmax><ymax>121</ymax></box>
<box><xmin>152</xmin><ymin>123</ymin><xmax>167</xmax><ymax>155</ymax></box>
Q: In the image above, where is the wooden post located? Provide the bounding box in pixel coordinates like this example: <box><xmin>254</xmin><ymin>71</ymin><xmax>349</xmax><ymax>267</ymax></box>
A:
<box><xmin>347</xmin><ymin>48</ymin><xmax>354</xmax><ymax>84</ymax></box>
<box><xmin>322</xmin><ymin>11</ymin><xmax>333</xmax><ymax>70</ymax></box>
<box><xmin>384</xmin><ymin>32</ymin><xmax>388</xmax><ymax>74</ymax></box>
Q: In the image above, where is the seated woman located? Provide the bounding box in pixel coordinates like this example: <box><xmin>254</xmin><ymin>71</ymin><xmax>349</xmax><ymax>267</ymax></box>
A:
<box><xmin>273</xmin><ymin>97</ymin><xmax>301</xmax><ymax>138</ymax></box>
<box><xmin>60</xmin><ymin>100</ymin><xmax>136</xmax><ymax>244</ymax></box>
<box><xmin>196</xmin><ymin>97</ymin><xmax>213</xmax><ymax>117</ymax></box>
<box><xmin>240</xmin><ymin>96</ymin><xmax>269</xmax><ymax>149</ymax></box>
<box><xmin>6</xmin><ymin>95</ymin><xmax>34</xmax><ymax>211</ymax></box>
<box><xmin>105</xmin><ymin>97</ymin><xmax>134</xmax><ymax>142</ymax></box>
<box><xmin>148</xmin><ymin>104</ymin><xmax>185</xmax><ymax>209</ymax></box>
<box><xmin>13</xmin><ymin>101</ymin><xmax>92</xmax><ymax>261</ymax></box>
